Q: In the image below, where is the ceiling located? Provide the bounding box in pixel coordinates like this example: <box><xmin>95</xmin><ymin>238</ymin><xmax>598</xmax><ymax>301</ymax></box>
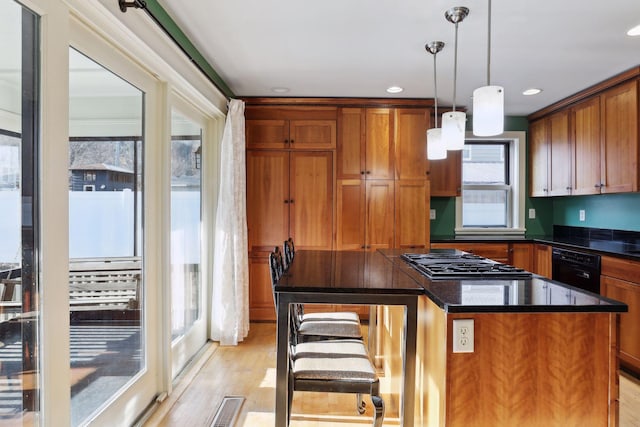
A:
<box><xmin>158</xmin><ymin>0</ymin><xmax>640</xmax><ymax>116</ymax></box>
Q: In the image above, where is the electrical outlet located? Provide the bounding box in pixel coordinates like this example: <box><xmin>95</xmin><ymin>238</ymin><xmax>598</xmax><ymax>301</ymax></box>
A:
<box><xmin>528</xmin><ymin>208</ymin><xmax>536</xmax><ymax>219</ymax></box>
<box><xmin>579</xmin><ymin>209</ymin><xmax>586</xmax><ymax>222</ymax></box>
<box><xmin>453</xmin><ymin>319</ymin><xmax>474</xmax><ymax>353</ymax></box>
<box><xmin>430</xmin><ymin>209</ymin><xmax>436</xmax><ymax>220</ymax></box>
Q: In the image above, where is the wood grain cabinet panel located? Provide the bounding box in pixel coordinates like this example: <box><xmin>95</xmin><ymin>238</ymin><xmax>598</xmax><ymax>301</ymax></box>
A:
<box><xmin>601</xmin><ymin>255</ymin><xmax>640</xmax><ymax>374</ymax></box>
<box><xmin>365</xmin><ymin>108</ymin><xmax>395</xmax><ymax>179</ymax></box>
<box><xmin>429</xmin><ymin>151</ymin><xmax>462</xmax><ymax>197</ymax></box>
<box><xmin>533</xmin><ymin>243</ymin><xmax>552</xmax><ymax>278</ymax></box>
<box><xmin>289</xmin><ymin>120</ymin><xmax>336</xmax><ymax>149</ymax></box>
<box><xmin>337</xmin><ymin>107</ymin><xmax>365</xmax><ymax>179</ymax></box>
<box><xmin>394</xmin><ymin>180</ymin><xmax>430</xmax><ymax>249</ymax></box>
<box><xmin>430</xmin><ymin>242</ymin><xmax>510</xmax><ymax>263</ymax></box>
<box><xmin>246</xmin><ymin>119</ymin><xmax>289</xmax><ymax>149</ymax></box>
<box><xmin>335</xmin><ymin>179</ymin><xmax>366</xmax><ymax>250</ymax></box>
<box><xmin>571</xmin><ymin>96</ymin><xmax>601</xmax><ymax>195</ymax></box>
<box><xmin>365</xmin><ymin>180</ymin><xmax>395</xmax><ymax>250</ymax></box>
<box><xmin>394</xmin><ymin>108</ymin><xmax>429</xmax><ymax>180</ymax></box>
<box><xmin>529</xmin><ymin>118</ymin><xmax>550</xmax><ymax>197</ymax></box>
<box><xmin>248</xmin><ymin>256</ymin><xmax>275</xmax><ymax>321</ymax></box>
<box><xmin>510</xmin><ymin>243</ymin><xmax>533</xmax><ymax>271</ymax></box>
<box><xmin>601</xmin><ymin>80</ymin><xmax>639</xmax><ymax>193</ymax></box>
<box><xmin>548</xmin><ymin>110</ymin><xmax>572</xmax><ymax>196</ymax></box>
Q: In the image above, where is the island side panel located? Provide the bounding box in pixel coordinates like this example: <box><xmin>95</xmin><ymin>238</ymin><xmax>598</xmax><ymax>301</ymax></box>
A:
<box><xmin>445</xmin><ymin>312</ymin><xmax>615</xmax><ymax>427</ymax></box>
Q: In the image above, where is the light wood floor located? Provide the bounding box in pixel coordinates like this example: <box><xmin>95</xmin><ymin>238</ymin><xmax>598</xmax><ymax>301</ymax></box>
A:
<box><xmin>145</xmin><ymin>322</ymin><xmax>640</xmax><ymax>427</ymax></box>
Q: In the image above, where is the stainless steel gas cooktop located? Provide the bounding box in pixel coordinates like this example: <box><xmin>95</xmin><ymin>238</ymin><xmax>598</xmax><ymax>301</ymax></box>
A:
<box><xmin>401</xmin><ymin>252</ymin><xmax>533</xmax><ymax>280</ymax></box>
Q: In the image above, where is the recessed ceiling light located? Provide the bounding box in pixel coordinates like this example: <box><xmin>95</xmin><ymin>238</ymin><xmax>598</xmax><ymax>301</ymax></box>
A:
<box><xmin>386</xmin><ymin>86</ymin><xmax>404</xmax><ymax>94</ymax></box>
<box><xmin>627</xmin><ymin>24</ymin><xmax>640</xmax><ymax>36</ymax></box>
<box><xmin>271</xmin><ymin>87</ymin><xmax>290</xmax><ymax>94</ymax></box>
<box><xmin>522</xmin><ymin>88</ymin><xmax>542</xmax><ymax>96</ymax></box>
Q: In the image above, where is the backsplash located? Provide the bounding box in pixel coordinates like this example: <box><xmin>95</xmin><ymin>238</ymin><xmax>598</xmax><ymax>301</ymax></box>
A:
<box><xmin>553</xmin><ymin>193</ymin><xmax>640</xmax><ymax>232</ymax></box>
<box><xmin>554</xmin><ymin>225</ymin><xmax>640</xmax><ymax>246</ymax></box>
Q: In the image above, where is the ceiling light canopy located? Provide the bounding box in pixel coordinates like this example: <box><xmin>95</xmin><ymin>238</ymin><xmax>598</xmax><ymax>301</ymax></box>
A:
<box><xmin>386</xmin><ymin>86</ymin><xmax>404</xmax><ymax>93</ymax></box>
<box><xmin>472</xmin><ymin>0</ymin><xmax>504</xmax><ymax>137</ymax></box>
<box><xmin>628</xmin><ymin>24</ymin><xmax>640</xmax><ymax>36</ymax></box>
<box><xmin>441</xmin><ymin>6</ymin><xmax>468</xmax><ymax>151</ymax></box>
<box><xmin>271</xmin><ymin>87</ymin><xmax>290</xmax><ymax>94</ymax></box>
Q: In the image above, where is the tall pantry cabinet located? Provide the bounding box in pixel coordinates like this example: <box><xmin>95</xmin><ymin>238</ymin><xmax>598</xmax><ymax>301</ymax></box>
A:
<box><xmin>245</xmin><ymin>99</ymin><xmax>433</xmax><ymax>321</ymax></box>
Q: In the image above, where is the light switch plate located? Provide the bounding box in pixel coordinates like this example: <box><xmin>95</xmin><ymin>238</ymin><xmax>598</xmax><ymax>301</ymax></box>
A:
<box><xmin>528</xmin><ymin>208</ymin><xmax>536</xmax><ymax>219</ymax></box>
<box><xmin>430</xmin><ymin>209</ymin><xmax>436</xmax><ymax>220</ymax></box>
<box><xmin>453</xmin><ymin>319</ymin><xmax>474</xmax><ymax>353</ymax></box>
<box><xmin>579</xmin><ymin>209</ymin><xmax>586</xmax><ymax>221</ymax></box>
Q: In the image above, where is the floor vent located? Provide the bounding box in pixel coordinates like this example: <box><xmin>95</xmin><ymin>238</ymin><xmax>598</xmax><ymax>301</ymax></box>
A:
<box><xmin>210</xmin><ymin>396</ymin><xmax>245</xmax><ymax>427</ymax></box>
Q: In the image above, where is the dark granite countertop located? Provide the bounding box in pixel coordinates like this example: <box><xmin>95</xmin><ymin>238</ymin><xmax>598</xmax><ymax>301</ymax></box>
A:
<box><xmin>379</xmin><ymin>248</ymin><xmax>628</xmax><ymax>314</ymax></box>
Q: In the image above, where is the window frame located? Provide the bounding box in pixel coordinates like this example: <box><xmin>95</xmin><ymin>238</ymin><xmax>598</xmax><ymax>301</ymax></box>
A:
<box><xmin>455</xmin><ymin>131</ymin><xmax>526</xmax><ymax>237</ymax></box>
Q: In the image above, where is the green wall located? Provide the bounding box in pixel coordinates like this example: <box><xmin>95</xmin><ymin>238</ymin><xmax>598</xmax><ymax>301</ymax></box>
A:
<box><xmin>430</xmin><ymin>115</ymin><xmax>554</xmax><ymax>238</ymax></box>
<box><xmin>553</xmin><ymin>193</ymin><xmax>640</xmax><ymax>232</ymax></box>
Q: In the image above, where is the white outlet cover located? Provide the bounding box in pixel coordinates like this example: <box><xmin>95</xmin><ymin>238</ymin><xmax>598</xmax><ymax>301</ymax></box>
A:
<box><xmin>528</xmin><ymin>208</ymin><xmax>536</xmax><ymax>219</ymax></box>
<box><xmin>579</xmin><ymin>209</ymin><xmax>586</xmax><ymax>221</ymax></box>
<box><xmin>430</xmin><ymin>209</ymin><xmax>436</xmax><ymax>220</ymax></box>
<box><xmin>453</xmin><ymin>319</ymin><xmax>474</xmax><ymax>353</ymax></box>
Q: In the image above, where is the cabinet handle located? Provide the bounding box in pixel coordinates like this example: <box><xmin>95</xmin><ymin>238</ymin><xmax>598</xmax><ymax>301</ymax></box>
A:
<box><xmin>426</xmin><ymin>171</ymin><xmax>430</xmax><ymax>175</ymax></box>
<box><xmin>289</xmin><ymin>199</ymin><xmax>294</xmax><ymax>204</ymax></box>
<box><xmin>284</xmin><ymin>200</ymin><xmax>289</xmax><ymax>204</ymax></box>
<box><xmin>290</xmin><ymin>139</ymin><xmax>294</xmax><ymax>144</ymax></box>
<box><xmin>543</xmin><ymin>188</ymin><xmax>548</xmax><ymax>192</ymax></box>
<box><xmin>366</xmin><ymin>171</ymin><xmax>371</xmax><ymax>174</ymax></box>
<box><xmin>361</xmin><ymin>245</ymin><xmax>366</xmax><ymax>249</ymax></box>
<box><xmin>361</xmin><ymin>171</ymin><xmax>365</xmax><ymax>175</ymax></box>
<box><xmin>595</xmin><ymin>183</ymin><xmax>602</xmax><ymax>188</ymax></box>
<box><xmin>566</xmin><ymin>187</ymin><xmax>572</xmax><ymax>190</ymax></box>
<box><xmin>284</xmin><ymin>139</ymin><xmax>289</xmax><ymax>144</ymax></box>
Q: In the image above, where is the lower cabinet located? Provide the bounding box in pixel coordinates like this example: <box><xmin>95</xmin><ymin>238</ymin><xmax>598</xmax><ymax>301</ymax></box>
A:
<box><xmin>533</xmin><ymin>243</ymin><xmax>552</xmax><ymax>278</ymax></box>
<box><xmin>430</xmin><ymin>242</ymin><xmax>510</xmax><ymax>263</ymax></box>
<box><xmin>601</xmin><ymin>255</ymin><xmax>640</xmax><ymax>375</ymax></box>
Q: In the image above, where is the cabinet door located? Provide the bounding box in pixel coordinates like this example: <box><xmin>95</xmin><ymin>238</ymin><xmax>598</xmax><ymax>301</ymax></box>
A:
<box><xmin>336</xmin><ymin>179</ymin><xmax>366</xmax><ymax>250</ymax></box>
<box><xmin>510</xmin><ymin>243</ymin><xmax>533</xmax><ymax>271</ymax></box>
<box><xmin>572</xmin><ymin>97</ymin><xmax>601</xmax><ymax>195</ymax></box>
<box><xmin>529</xmin><ymin>119</ymin><xmax>549</xmax><ymax>197</ymax></box>
<box><xmin>602</xmin><ymin>275</ymin><xmax>640</xmax><ymax>371</ymax></box>
<box><xmin>246</xmin><ymin>151</ymin><xmax>290</xmax><ymax>254</ymax></box>
<box><xmin>429</xmin><ymin>151</ymin><xmax>462</xmax><ymax>196</ymax></box>
<box><xmin>246</xmin><ymin>119</ymin><xmax>289</xmax><ymax>149</ymax></box>
<box><xmin>249</xmin><ymin>256</ymin><xmax>275</xmax><ymax>321</ymax></box>
<box><xmin>430</xmin><ymin>242</ymin><xmax>510</xmax><ymax>263</ymax></box>
<box><xmin>290</xmin><ymin>120</ymin><xmax>336</xmax><ymax>149</ymax></box>
<box><xmin>289</xmin><ymin>151</ymin><xmax>333</xmax><ymax>250</ymax></box>
<box><xmin>365</xmin><ymin>108</ymin><xmax>395</xmax><ymax>179</ymax></box>
<box><xmin>601</xmin><ymin>80</ymin><xmax>639</xmax><ymax>193</ymax></box>
<box><xmin>365</xmin><ymin>180</ymin><xmax>394</xmax><ymax>250</ymax></box>
<box><xmin>337</xmin><ymin>108</ymin><xmax>366</xmax><ymax>179</ymax></box>
<box><xmin>394</xmin><ymin>180</ymin><xmax>430</xmax><ymax>249</ymax></box>
<box><xmin>394</xmin><ymin>108</ymin><xmax>429</xmax><ymax>180</ymax></box>
<box><xmin>548</xmin><ymin>110</ymin><xmax>572</xmax><ymax>196</ymax></box>
<box><xmin>533</xmin><ymin>244</ymin><xmax>552</xmax><ymax>278</ymax></box>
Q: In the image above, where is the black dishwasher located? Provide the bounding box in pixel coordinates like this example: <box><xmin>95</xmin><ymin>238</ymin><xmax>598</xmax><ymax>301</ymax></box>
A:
<box><xmin>551</xmin><ymin>247</ymin><xmax>601</xmax><ymax>294</ymax></box>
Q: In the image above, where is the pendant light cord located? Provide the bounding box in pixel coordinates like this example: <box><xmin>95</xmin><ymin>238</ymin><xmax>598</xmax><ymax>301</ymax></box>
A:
<box><xmin>487</xmin><ymin>0</ymin><xmax>492</xmax><ymax>85</ymax></box>
<box><xmin>453</xmin><ymin>22</ymin><xmax>459</xmax><ymax>111</ymax></box>
<box><xmin>433</xmin><ymin>53</ymin><xmax>439</xmax><ymax>127</ymax></box>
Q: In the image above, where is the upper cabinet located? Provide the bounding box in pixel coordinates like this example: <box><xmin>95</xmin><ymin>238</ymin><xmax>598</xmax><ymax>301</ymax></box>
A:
<box><xmin>529</xmin><ymin>68</ymin><xmax>640</xmax><ymax>197</ymax></box>
<box><xmin>394</xmin><ymin>108</ymin><xmax>429</xmax><ymax>180</ymax></box>
<box><xmin>429</xmin><ymin>151</ymin><xmax>462</xmax><ymax>197</ymax></box>
<box><xmin>246</xmin><ymin>106</ymin><xmax>337</xmax><ymax>149</ymax></box>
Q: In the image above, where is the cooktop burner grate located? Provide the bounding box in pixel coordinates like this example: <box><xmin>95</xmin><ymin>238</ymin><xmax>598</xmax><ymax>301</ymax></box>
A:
<box><xmin>401</xmin><ymin>253</ymin><xmax>533</xmax><ymax>279</ymax></box>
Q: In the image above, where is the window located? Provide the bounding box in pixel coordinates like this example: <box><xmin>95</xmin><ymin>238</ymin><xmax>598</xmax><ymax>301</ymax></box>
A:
<box><xmin>456</xmin><ymin>132</ymin><xmax>526</xmax><ymax>236</ymax></box>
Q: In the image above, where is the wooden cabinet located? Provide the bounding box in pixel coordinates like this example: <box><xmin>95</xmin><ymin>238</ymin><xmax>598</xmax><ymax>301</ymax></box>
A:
<box><xmin>394</xmin><ymin>108</ymin><xmax>429</xmax><ymax>180</ymax></box>
<box><xmin>249</xmin><ymin>256</ymin><xmax>274</xmax><ymax>320</ymax></box>
<box><xmin>510</xmin><ymin>243</ymin><xmax>533</xmax><ymax>271</ymax></box>
<box><xmin>336</xmin><ymin>179</ymin><xmax>394</xmax><ymax>250</ymax></box>
<box><xmin>600</xmin><ymin>80</ymin><xmax>639</xmax><ymax>193</ymax></box>
<box><xmin>246</xmin><ymin>106</ymin><xmax>337</xmax><ymax>150</ymax></box>
<box><xmin>529</xmin><ymin>71</ymin><xmax>640</xmax><ymax>197</ymax></box>
<box><xmin>395</xmin><ymin>180</ymin><xmax>430</xmax><ymax>249</ymax></box>
<box><xmin>429</xmin><ymin>151</ymin><xmax>462</xmax><ymax>196</ymax></box>
<box><xmin>601</xmin><ymin>255</ymin><xmax>640</xmax><ymax>374</ymax></box>
<box><xmin>533</xmin><ymin>243</ymin><xmax>552</xmax><ymax>278</ymax></box>
<box><xmin>247</xmin><ymin>150</ymin><xmax>333</xmax><ymax>253</ymax></box>
<box><xmin>430</xmin><ymin>242</ymin><xmax>510</xmax><ymax>263</ymax></box>
<box><xmin>529</xmin><ymin>111</ymin><xmax>571</xmax><ymax>197</ymax></box>
<box><xmin>571</xmin><ymin>96</ymin><xmax>601</xmax><ymax>195</ymax></box>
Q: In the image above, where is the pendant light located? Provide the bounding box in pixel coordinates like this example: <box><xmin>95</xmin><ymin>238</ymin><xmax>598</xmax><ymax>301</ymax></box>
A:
<box><xmin>473</xmin><ymin>0</ymin><xmax>504</xmax><ymax>136</ymax></box>
<box><xmin>442</xmin><ymin>6</ymin><xmax>469</xmax><ymax>151</ymax></box>
<box><xmin>426</xmin><ymin>41</ymin><xmax>447</xmax><ymax>160</ymax></box>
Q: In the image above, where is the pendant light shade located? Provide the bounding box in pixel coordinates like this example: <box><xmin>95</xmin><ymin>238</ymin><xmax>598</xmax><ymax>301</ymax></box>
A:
<box><xmin>473</xmin><ymin>85</ymin><xmax>504</xmax><ymax>136</ymax></box>
<box><xmin>442</xmin><ymin>7</ymin><xmax>469</xmax><ymax>151</ymax></box>
<box><xmin>473</xmin><ymin>0</ymin><xmax>504</xmax><ymax>136</ymax></box>
<box><xmin>427</xmin><ymin>128</ymin><xmax>447</xmax><ymax>160</ymax></box>
<box><xmin>425</xmin><ymin>41</ymin><xmax>447</xmax><ymax>160</ymax></box>
<box><xmin>442</xmin><ymin>111</ymin><xmax>466</xmax><ymax>150</ymax></box>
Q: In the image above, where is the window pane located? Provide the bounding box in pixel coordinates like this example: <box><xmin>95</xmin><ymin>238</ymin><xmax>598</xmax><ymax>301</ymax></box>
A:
<box><xmin>0</xmin><ymin>0</ymin><xmax>40</xmax><ymax>421</ymax></box>
<box><xmin>68</xmin><ymin>48</ymin><xmax>144</xmax><ymax>425</ymax></box>
<box><xmin>462</xmin><ymin>189</ymin><xmax>508</xmax><ymax>227</ymax></box>
<box><xmin>170</xmin><ymin>111</ymin><xmax>202</xmax><ymax>342</ymax></box>
<box><xmin>462</xmin><ymin>144</ymin><xmax>506</xmax><ymax>184</ymax></box>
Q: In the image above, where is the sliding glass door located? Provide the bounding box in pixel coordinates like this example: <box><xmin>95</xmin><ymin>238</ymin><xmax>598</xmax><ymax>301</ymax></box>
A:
<box><xmin>0</xmin><ymin>0</ymin><xmax>40</xmax><ymax>423</ymax></box>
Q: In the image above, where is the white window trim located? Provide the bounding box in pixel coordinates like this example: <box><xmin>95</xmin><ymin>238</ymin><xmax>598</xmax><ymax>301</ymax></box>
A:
<box><xmin>455</xmin><ymin>131</ymin><xmax>527</xmax><ymax>237</ymax></box>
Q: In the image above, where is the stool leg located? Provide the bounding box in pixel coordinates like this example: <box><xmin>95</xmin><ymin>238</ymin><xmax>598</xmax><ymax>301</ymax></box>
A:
<box><xmin>371</xmin><ymin>394</ymin><xmax>384</xmax><ymax>427</ymax></box>
<box><xmin>356</xmin><ymin>393</ymin><xmax>366</xmax><ymax>414</ymax></box>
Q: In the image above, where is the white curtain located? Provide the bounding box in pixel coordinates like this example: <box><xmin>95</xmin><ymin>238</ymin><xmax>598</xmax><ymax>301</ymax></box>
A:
<box><xmin>210</xmin><ymin>99</ymin><xmax>249</xmax><ymax>345</ymax></box>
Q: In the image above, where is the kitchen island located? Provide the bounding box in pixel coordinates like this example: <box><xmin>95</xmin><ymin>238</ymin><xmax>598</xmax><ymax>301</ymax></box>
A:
<box><xmin>276</xmin><ymin>249</ymin><xmax>627</xmax><ymax>427</ymax></box>
<box><xmin>381</xmin><ymin>248</ymin><xmax>627</xmax><ymax>427</ymax></box>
